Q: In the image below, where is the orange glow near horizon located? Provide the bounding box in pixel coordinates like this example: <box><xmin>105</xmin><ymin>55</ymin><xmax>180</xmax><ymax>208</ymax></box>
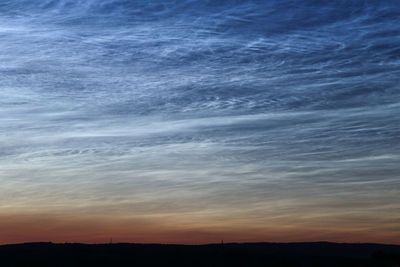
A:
<box><xmin>1</xmin><ymin>212</ymin><xmax>399</xmax><ymax>245</ymax></box>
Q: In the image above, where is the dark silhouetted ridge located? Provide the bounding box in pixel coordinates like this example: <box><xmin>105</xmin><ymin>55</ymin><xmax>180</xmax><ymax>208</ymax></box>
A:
<box><xmin>1</xmin><ymin>242</ymin><xmax>400</xmax><ymax>266</ymax></box>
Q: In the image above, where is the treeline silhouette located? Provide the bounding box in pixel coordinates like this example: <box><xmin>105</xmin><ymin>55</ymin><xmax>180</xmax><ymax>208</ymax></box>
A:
<box><xmin>1</xmin><ymin>242</ymin><xmax>400</xmax><ymax>266</ymax></box>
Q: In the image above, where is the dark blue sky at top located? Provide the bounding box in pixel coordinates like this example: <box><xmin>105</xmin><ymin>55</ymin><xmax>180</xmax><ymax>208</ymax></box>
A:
<box><xmin>0</xmin><ymin>0</ymin><xmax>399</xmax><ymax>242</ymax></box>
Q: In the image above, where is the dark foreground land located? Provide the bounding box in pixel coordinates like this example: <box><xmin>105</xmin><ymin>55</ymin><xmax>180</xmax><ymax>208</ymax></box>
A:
<box><xmin>1</xmin><ymin>242</ymin><xmax>400</xmax><ymax>267</ymax></box>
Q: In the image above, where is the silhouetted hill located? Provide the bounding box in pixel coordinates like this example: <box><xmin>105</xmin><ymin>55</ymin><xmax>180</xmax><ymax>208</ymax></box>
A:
<box><xmin>1</xmin><ymin>242</ymin><xmax>400</xmax><ymax>266</ymax></box>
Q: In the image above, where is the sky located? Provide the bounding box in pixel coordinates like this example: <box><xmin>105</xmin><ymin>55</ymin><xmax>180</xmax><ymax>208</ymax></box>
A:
<box><xmin>0</xmin><ymin>0</ymin><xmax>400</xmax><ymax>244</ymax></box>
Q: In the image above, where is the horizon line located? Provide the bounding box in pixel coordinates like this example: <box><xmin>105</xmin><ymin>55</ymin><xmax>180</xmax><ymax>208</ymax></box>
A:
<box><xmin>2</xmin><ymin>240</ymin><xmax>400</xmax><ymax>247</ymax></box>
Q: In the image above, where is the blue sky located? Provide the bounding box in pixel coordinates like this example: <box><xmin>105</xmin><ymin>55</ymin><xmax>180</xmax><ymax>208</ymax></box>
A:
<box><xmin>1</xmin><ymin>0</ymin><xmax>399</xmax><ymax>244</ymax></box>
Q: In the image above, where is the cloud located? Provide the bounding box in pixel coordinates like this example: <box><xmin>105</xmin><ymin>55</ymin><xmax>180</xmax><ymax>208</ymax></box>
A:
<box><xmin>0</xmin><ymin>0</ymin><xmax>399</xmax><ymax>244</ymax></box>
